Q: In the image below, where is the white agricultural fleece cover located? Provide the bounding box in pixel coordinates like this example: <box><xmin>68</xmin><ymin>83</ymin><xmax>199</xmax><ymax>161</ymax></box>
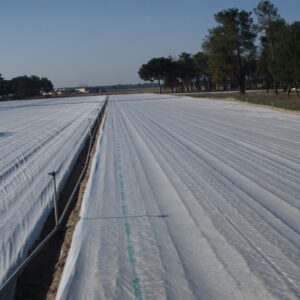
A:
<box><xmin>56</xmin><ymin>93</ymin><xmax>300</xmax><ymax>299</ymax></box>
<box><xmin>0</xmin><ymin>96</ymin><xmax>105</xmax><ymax>289</ymax></box>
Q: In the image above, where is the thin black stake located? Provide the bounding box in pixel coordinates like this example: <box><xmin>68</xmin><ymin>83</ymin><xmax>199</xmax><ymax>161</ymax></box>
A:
<box><xmin>48</xmin><ymin>171</ymin><xmax>58</xmax><ymax>226</ymax></box>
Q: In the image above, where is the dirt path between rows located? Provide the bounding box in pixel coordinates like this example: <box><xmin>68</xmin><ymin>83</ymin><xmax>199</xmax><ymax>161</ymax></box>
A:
<box><xmin>15</xmin><ymin>100</ymin><xmax>108</xmax><ymax>300</ymax></box>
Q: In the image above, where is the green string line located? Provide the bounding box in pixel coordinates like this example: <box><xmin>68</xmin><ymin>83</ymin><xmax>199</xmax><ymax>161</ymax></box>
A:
<box><xmin>116</xmin><ymin>143</ymin><xmax>143</xmax><ymax>300</ymax></box>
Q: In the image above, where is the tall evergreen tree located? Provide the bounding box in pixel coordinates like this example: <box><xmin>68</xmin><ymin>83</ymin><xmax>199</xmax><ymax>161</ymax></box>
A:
<box><xmin>193</xmin><ymin>52</ymin><xmax>210</xmax><ymax>91</ymax></box>
<box><xmin>177</xmin><ymin>53</ymin><xmax>197</xmax><ymax>92</ymax></box>
<box><xmin>203</xmin><ymin>9</ymin><xmax>256</xmax><ymax>94</ymax></box>
<box><xmin>271</xmin><ymin>22</ymin><xmax>300</xmax><ymax>96</ymax></box>
<box><xmin>254</xmin><ymin>0</ymin><xmax>283</xmax><ymax>93</ymax></box>
<box><xmin>138</xmin><ymin>57</ymin><xmax>171</xmax><ymax>93</ymax></box>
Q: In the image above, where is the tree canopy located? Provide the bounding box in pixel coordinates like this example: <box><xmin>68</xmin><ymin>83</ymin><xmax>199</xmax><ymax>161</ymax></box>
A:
<box><xmin>0</xmin><ymin>75</ymin><xmax>53</xmax><ymax>100</ymax></box>
<box><xmin>138</xmin><ymin>57</ymin><xmax>172</xmax><ymax>93</ymax></box>
<box><xmin>203</xmin><ymin>9</ymin><xmax>256</xmax><ymax>94</ymax></box>
<box><xmin>138</xmin><ymin>0</ymin><xmax>300</xmax><ymax>96</ymax></box>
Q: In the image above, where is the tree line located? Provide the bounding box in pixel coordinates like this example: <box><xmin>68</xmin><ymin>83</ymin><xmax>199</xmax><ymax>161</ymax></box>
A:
<box><xmin>0</xmin><ymin>74</ymin><xmax>53</xmax><ymax>100</ymax></box>
<box><xmin>138</xmin><ymin>0</ymin><xmax>300</xmax><ymax>96</ymax></box>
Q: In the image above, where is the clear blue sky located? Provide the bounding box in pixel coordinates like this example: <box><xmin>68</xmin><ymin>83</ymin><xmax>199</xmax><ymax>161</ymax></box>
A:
<box><xmin>0</xmin><ymin>0</ymin><xmax>299</xmax><ymax>88</ymax></box>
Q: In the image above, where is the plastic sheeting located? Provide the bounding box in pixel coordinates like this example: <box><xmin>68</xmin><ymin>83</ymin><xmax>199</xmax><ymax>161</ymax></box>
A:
<box><xmin>57</xmin><ymin>94</ymin><xmax>300</xmax><ymax>300</ymax></box>
<box><xmin>0</xmin><ymin>96</ymin><xmax>105</xmax><ymax>288</ymax></box>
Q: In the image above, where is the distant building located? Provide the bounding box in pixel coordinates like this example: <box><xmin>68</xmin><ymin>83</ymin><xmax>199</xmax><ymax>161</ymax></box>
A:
<box><xmin>75</xmin><ymin>87</ymin><xmax>88</xmax><ymax>94</ymax></box>
<box><xmin>54</xmin><ymin>86</ymin><xmax>108</xmax><ymax>96</ymax></box>
<box><xmin>41</xmin><ymin>91</ymin><xmax>54</xmax><ymax>96</ymax></box>
<box><xmin>56</xmin><ymin>88</ymin><xmax>75</xmax><ymax>95</ymax></box>
<box><xmin>75</xmin><ymin>87</ymin><xmax>101</xmax><ymax>94</ymax></box>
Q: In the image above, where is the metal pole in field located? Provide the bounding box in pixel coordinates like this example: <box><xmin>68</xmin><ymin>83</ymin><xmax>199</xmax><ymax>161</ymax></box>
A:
<box><xmin>88</xmin><ymin>118</ymin><xmax>92</xmax><ymax>139</ymax></box>
<box><xmin>49</xmin><ymin>171</ymin><xmax>58</xmax><ymax>226</ymax></box>
<box><xmin>96</xmin><ymin>108</ymin><xmax>100</xmax><ymax>124</ymax></box>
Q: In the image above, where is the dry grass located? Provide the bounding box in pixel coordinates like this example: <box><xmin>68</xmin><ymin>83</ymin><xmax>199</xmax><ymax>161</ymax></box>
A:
<box><xmin>189</xmin><ymin>91</ymin><xmax>300</xmax><ymax>111</ymax></box>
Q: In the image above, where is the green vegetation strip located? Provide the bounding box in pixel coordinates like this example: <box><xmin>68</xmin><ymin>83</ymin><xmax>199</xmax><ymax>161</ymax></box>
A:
<box><xmin>116</xmin><ymin>142</ymin><xmax>143</xmax><ymax>300</ymax></box>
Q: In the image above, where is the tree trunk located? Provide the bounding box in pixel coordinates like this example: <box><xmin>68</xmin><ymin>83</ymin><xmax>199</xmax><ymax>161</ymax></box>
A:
<box><xmin>295</xmin><ymin>82</ymin><xmax>299</xmax><ymax>97</ymax></box>
<box><xmin>237</xmin><ymin>46</ymin><xmax>246</xmax><ymax>94</ymax></box>
<box><xmin>274</xmin><ymin>81</ymin><xmax>278</xmax><ymax>95</ymax></box>
<box><xmin>239</xmin><ymin>82</ymin><xmax>246</xmax><ymax>94</ymax></box>
<box><xmin>204</xmin><ymin>77</ymin><xmax>208</xmax><ymax>91</ymax></box>
<box><xmin>283</xmin><ymin>84</ymin><xmax>287</xmax><ymax>93</ymax></box>
<box><xmin>158</xmin><ymin>79</ymin><xmax>161</xmax><ymax>94</ymax></box>
<box><xmin>185</xmin><ymin>80</ymin><xmax>189</xmax><ymax>92</ymax></box>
